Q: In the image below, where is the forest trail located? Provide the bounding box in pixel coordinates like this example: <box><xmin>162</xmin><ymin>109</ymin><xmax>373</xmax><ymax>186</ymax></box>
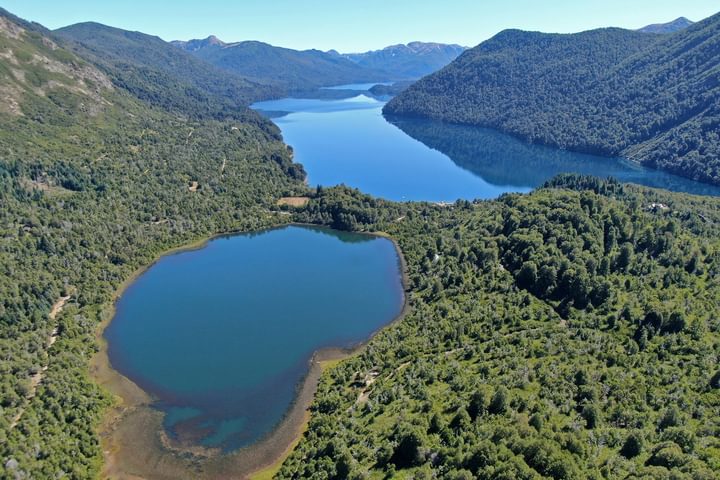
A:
<box><xmin>8</xmin><ymin>295</ymin><xmax>70</xmax><ymax>429</ymax></box>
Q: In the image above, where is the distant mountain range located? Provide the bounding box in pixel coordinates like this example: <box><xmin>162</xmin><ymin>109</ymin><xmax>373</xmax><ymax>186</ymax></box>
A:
<box><xmin>637</xmin><ymin>16</ymin><xmax>694</xmax><ymax>34</ymax></box>
<box><xmin>338</xmin><ymin>42</ymin><xmax>467</xmax><ymax>79</ymax></box>
<box><xmin>386</xmin><ymin>12</ymin><xmax>720</xmax><ymax>186</ymax></box>
<box><xmin>45</xmin><ymin>20</ymin><xmax>468</xmax><ymax>107</ymax></box>
<box><xmin>171</xmin><ymin>37</ymin><xmax>388</xmax><ymax>92</ymax></box>
<box><xmin>165</xmin><ymin>20</ymin><xmax>692</xmax><ymax>90</ymax></box>
<box><xmin>171</xmin><ymin>37</ymin><xmax>466</xmax><ymax>90</ymax></box>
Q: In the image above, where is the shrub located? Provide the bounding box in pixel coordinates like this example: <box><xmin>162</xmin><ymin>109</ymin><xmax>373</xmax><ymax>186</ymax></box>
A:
<box><xmin>646</xmin><ymin>442</ymin><xmax>687</xmax><ymax>468</ymax></box>
<box><xmin>489</xmin><ymin>386</ymin><xmax>509</xmax><ymax>415</ymax></box>
<box><xmin>620</xmin><ymin>431</ymin><xmax>643</xmax><ymax>458</ymax></box>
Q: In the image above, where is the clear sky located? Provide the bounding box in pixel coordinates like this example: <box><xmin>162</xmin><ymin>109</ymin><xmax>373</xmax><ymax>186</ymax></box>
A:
<box><xmin>3</xmin><ymin>0</ymin><xmax>718</xmax><ymax>52</ymax></box>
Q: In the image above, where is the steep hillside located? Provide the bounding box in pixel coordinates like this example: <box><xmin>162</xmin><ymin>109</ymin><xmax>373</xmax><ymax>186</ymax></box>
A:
<box><xmin>173</xmin><ymin>37</ymin><xmax>388</xmax><ymax>91</ymax></box>
<box><xmin>638</xmin><ymin>17</ymin><xmax>694</xmax><ymax>34</ymax></box>
<box><xmin>279</xmin><ymin>179</ymin><xmax>720</xmax><ymax>479</ymax></box>
<box><xmin>342</xmin><ymin>42</ymin><xmax>467</xmax><ymax>79</ymax></box>
<box><xmin>0</xmin><ymin>11</ymin><xmax>304</xmax><ymax>478</ymax></box>
<box><xmin>386</xmin><ymin>14</ymin><xmax>720</xmax><ymax>186</ymax></box>
<box><xmin>0</xmin><ymin>15</ymin><xmax>113</xmax><ymax>119</ymax></box>
<box><xmin>54</xmin><ymin>22</ymin><xmax>279</xmax><ymax>119</ymax></box>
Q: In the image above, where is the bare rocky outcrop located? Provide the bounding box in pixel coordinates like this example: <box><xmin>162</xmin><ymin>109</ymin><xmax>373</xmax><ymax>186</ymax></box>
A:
<box><xmin>0</xmin><ymin>16</ymin><xmax>24</xmax><ymax>39</ymax></box>
<box><xmin>0</xmin><ymin>15</ymin><xmax>114</xmax><ymax>116</ymax></box>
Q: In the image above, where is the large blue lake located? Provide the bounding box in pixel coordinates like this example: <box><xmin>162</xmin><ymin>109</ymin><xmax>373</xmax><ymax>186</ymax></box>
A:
<box><xmin>253</xmin><ymin>87</ymin><xmax>720</xmax><ymax>201</ymax></box>
<box><xmin>106</xmin><ymin>225</ymin><xmax>403</xmax><ymax>452</ymax></box>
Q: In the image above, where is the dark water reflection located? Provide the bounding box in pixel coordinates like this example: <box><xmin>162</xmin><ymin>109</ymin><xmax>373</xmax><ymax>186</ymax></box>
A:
<box><xmin>386</xmin><ymin>115</ymin><xmax>720</xmax><ymax>196</ymax></box>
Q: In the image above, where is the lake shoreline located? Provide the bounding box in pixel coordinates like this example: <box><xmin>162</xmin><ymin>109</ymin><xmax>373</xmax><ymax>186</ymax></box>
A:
<box><xmin>92</xmin><ymin>222</ymin><xmax>410</xmax><ymax>480</ymax></box>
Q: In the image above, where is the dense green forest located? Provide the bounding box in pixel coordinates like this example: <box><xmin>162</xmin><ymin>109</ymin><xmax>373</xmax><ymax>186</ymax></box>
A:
<box><xmin>0</xmin><ymin>12</ymin><xmax>305</xmax><ymax>478</ymax></box>
<box><xmin>385</xmin><ymin>13</ymin><xmax>720</xmax><ymax>187</ymax></box>
<box><xmin>172</xmin><ymin>37</ymin><xmax>388</xmax><ymax>93</ymax></box>
<box><xmin>278</xmin><ymin>178</ymin><xmax>720</xmax><ymax>479</ymax></box>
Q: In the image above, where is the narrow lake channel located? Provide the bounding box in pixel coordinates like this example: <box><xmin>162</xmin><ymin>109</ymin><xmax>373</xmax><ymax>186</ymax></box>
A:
<box><xmin>253</xmin><ymin>84</ymin><xmax>720</xmax><ymax>201</ymax></box>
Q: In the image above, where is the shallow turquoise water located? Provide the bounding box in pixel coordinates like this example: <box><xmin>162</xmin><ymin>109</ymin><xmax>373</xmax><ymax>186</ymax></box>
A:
<box><xmin>106</xmin><ymin>225</ymin><xmax>404</xmax><ymax>452</ymax></box>
<box><xmin>253</xmin><ymin>88</ymin><xmax>720</xmax><ymax>201</ymax></box>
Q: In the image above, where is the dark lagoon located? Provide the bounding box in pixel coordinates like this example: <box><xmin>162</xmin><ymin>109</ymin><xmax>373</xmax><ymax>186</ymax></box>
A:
<box><xmin>253</xmin><ymin>86</ymin><xmax>720</xmax><ymax>201</ymax></box>
<box><xmin>105</xmin><ymin>225</ymin><xmax>404</xmax><ymax>453</ymax></box>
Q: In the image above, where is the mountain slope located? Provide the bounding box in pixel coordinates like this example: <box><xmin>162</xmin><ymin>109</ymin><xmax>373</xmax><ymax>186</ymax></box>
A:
<box><xmin>0</xmin><ymin>15</ymin><xmax>114</xmax><ymax>119</ymax></box>
<box><xmin>342</xmin><ymin>42</ymin><xmax>467</xmax><ymax>79</ymax></box>
<box><xmin>173</xmin><ymin>37</ymin><xmax>388</xmax><ymax>91</ymax></box>
<box><xmin>0</xmin><ymin>10</ymin><xmax>304</xmax><ymax>478</ymax></box>
<box><xmin>54</xmin><ymin>22</ymin><xmax>279</xmax><ymax>119</ymax></box>
<box><xmin>638</xmin><ymin>17</ymin><xmax>694</xmax><ymax>34</ymax></box>
<box><xmin>386</xmin><ymin>14</ymin><xmax>720</xmax><ymax>186</ymax></box>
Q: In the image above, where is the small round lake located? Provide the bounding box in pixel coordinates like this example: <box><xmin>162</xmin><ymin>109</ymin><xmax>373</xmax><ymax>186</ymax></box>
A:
<box><xmin>253</xmin><ymin>87</ymin><xmax>720</xmax><ymax>201</ymax></box>
<box><xmin>105</xmin><ymin>225</ymin><xmax>404</xmax><ymax>452</ymax></box>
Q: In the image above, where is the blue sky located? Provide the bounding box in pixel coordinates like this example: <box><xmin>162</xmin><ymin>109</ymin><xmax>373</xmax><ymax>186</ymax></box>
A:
<box><xmin>3</xmin><ymin>0</ymin><xmax>718</xmax><ymax>52</ymax></box>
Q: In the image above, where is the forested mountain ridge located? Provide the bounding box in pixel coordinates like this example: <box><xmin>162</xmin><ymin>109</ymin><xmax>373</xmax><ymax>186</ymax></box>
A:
<box><xmin>341</xmin><ymin>42</ymin><xmax>467</xmax><ymax>79</ymax></box>
<box><xmin>173</xmin><ymin>37</ymin><xmax>388</xmax><ymax>92</ymax></box>
<box><xmin>279</xmin><ymin>178</ymin><xmax>720</xmax><ymax>479</ymax></box>
<box><xmin>54</xmin><ymin>22</ymin><xmax>280</xmax><ymax>119</ymax></box>
<box><xmin>385</xmin><ymin>13</ymin><xmax>720</xmax><ymax>186</ymax></box>
<box><xmin>0</xmin><ymin>11</ymin><xmax>305</xmax><ymax>478</ymax></box>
